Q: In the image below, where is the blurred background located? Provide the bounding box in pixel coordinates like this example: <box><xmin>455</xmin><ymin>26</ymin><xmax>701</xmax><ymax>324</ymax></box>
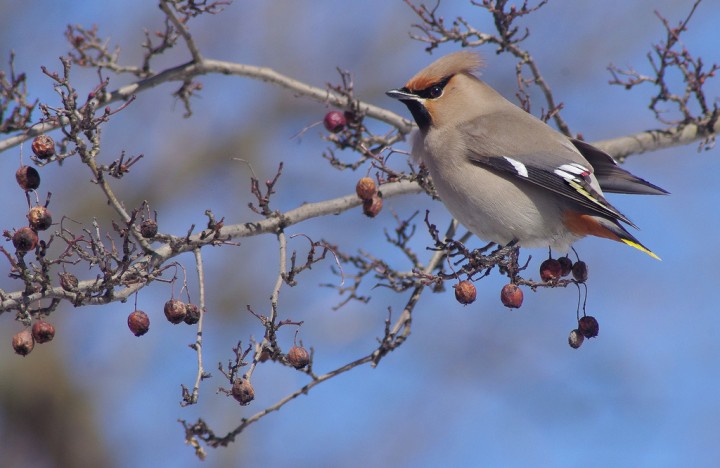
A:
<box><xmin>1</xmin><ymin>1</ymin><xmax>719</xmax><ymax>467</ymax></box>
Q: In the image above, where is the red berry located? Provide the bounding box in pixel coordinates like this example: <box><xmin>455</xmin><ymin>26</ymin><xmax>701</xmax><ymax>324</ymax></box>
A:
<box><xmin>163</xmin><ymin>299</ymin><xmax>187</xmax><ymax>324</ymax></box>
<box><xmin>231</xmin><ymin>378</ymin><xmax>255</xmax><ymax>405</ymax></box>
<box><xmin>27</xmin><ymin>206</ymin><xmax>52</xmax><ymax>231</ymax></box>
<box><xmin>286</xmin><ymin>345</ymin><xmax>310</xmax><ymax>369</ymax></box>
<box><xmin>355</xmin><ymin>177</ymin><xmax>377</xmax><ymax>201</ymax></box>
<box><xmin>454</xmin><ymin>280</ymin><xmax>477</xmax><ymax>305</ymax></box>
<box><xmin>558</xmin><ymin>256</ymin><xmax>573</xmax><ymax>277</ymax></box>
<box><xmin>572</xmin><ymin>261</ymin><xmax>589</xmax><ymax>283</ymax></box>
<box><xmin>31</xmin><ymin>134</ymin><xmax>55</xmax><ymax>159</ymax></box>
<box><xmin>568</xmin><ymin>329</ymin><xmax>584</xmax><ymax>349</ymax></box>
<box><xmin>12</xmin><ymin>329</ymin><xmax>35</xmax><ymax>356</ymax></box>
<box><xmin>16</xmin><ymin>166</ymin><xmax>40</xmax><ymax>191</ymax></box>
<box><xmin>128</xmin><ymin>310</ymin><xmax>150</xmax><ymax>336</ymax></box>
<box><xmin>12</xmin><ymin>227</ymin><xmax>38</xmax><ymax>252</ymax></box>
<box><xmin>539</xmin><ymin>258</ymin><xmax>562</xmax><ymax>282</ymax></box>
<box><xmin>183</xmin><ymin>304</ymin><xmax>201</xmax><ymax>325</ymax></box>
<box><xmin>323</xmin><ymin>111</ymin><xmax>347</xmax><ymax>133</ymax></box>
<box><xmin>140</xmin><ymin>219</ymin><xmax>158</xmax><ymax>239</ymax></box>
<box><xmin>500</xmin><ymin>283</ymin><xmax>523</xmax><ymax>308</ymax></box>
<box><xmin>578</xmin><ymin>315</ymin><xmax>599</xmax><ymax>338</ymax></box>
<box><xmin>362</xmin><ymin>194</ymin><xmax>383</xmax><ymax>218</ymax></box>
<box><xmin>31</xmin><ymin>320</ymin><xmax>55</xmax><ymax>344</ymax></box>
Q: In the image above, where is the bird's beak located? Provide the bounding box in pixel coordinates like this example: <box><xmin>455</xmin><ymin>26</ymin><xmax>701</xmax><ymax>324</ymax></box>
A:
<box><xmin>385</xmin><ymin>88</ymin><xmax>418</xmax><ymax>101</ymax></box>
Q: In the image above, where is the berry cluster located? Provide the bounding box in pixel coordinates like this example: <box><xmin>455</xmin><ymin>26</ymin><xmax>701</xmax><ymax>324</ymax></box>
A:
<box><xmin>126</xmin><ymin>300</ymin><xmax>202</xmax><ymax>337</ymax></box>
<box><xmin>355</xmin><ymin>176</ymin><xmax>383</xmax><ymax>218</ymax></box>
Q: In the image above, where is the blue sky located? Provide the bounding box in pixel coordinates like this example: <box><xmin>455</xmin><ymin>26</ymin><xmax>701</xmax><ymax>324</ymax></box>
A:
<box><xmin>1</xmin><ymin>1</ymin><xmax>719</xmax><ymax>467</ymax></box>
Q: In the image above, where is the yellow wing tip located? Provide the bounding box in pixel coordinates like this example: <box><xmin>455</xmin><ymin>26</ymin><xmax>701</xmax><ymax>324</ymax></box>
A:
<box><xmin>621</xmin><ymin>239</ymin><xmax>661</xmax><ymax>261</ymax></box>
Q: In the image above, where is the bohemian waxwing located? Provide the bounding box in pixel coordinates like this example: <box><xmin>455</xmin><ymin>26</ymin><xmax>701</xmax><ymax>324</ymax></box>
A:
<box><xmin>386</xmin><ymin>50</ymin><xmax>667</xmax><ymax>258</ymax></box>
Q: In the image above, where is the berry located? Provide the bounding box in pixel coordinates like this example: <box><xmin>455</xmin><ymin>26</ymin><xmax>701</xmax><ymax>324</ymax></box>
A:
<box><xmin>31</xmin><ymin>134</ymin><xmax>55</xmax><ymax>159</ymax></box>
<box><xmin>12</xmin><ymin>329</ymin><xmax>35</xmax><ymax>356</ymax></box>
<box><xmin>140</xmin><ymin>219</ymin><xmax>158</xmax><ymax>239</ymax></box>
<box><xmin>568</xmin><ymin>329</ymin><xmax>584</xmax><ymax>349</ymax></box>
<box><xmin>163</xmin><ymin>299</ymin><xmax>187</xmax><ymax>324</ymax></box>
<box><xmin>323</xmin><ymin>111</ymin><xmax>347</xmax><ymax>133</ymax></box>
<box><xmin>355</xmin><ymin>177</ymin><xmax>377</xmax><ymax>201</ymax></box>
<box><xmin>362</xmin><ymin>194</ymin><xmax>383</xmax><ymax>218</ymax></box>
<box><xmin>59</xmin><ymin>272</ymin><xmax>79</xmax><ymax>291</ymax></box>
<box><xmin>454</xmin><ymin>280</ymin><xmax>477</xmax><ymax>305</ymax></box>
<box><xmin>500</xmin><ymin>283</ymin><xmax>523</xmax><ymax>308</ymax></box>
<box><xmin>27</xmin><ymin>206</ymin><xmax>52</xmax><ymax>231</ymax></box>
<box><xmin>12</xmin><ymin>227</ymin><xmax>38</xmax><ymax>252</ymax></box>
<box><xmin>128</xmin><ymin>310</ymin><xmax>150</xmax><ymax>336</ymax></box>
<box><xmin>16</xmin><ymin>166</ymin><xmax>40</xmax><ymax>191</ymax></box>
<box><xmin>286</xmin><ymin>345</ymin><xmax>310</xmax><ymax>369</ymax></box>
<box><xmin>578</xmin><ymin>315</ymin><xmax>599</xmax><ymax>338</ymax></box>
<box><xmin>558</xmin><ymin>256</ymin><xmax>573</xmax><ymax>277</ymax></box>
<box><xmin>31</xmin><ymin>320</ymin><xmax>55</xmax><ymax>344</ymax></box>
<box><xmin>572</xmin><ymin>261</ymin><xmax>589</xmax><ymax>283</ymax></box>
<box><xmin>183</xmin><ymin>304</ymin><xmax>201</xmax><ymax>325</ymax></box>
<box><xmin>231</xmin><ymin>378</ymin><xmax>255</xmax><ymax>405</ymax></box>
<box><xmin>539</xmin><ymin>258</ymin><xmax>562</xmax><ymax>282</ymax></box>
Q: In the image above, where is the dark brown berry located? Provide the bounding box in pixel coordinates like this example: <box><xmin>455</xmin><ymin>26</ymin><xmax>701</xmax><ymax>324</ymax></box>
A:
<box><xmin>163</xmin><ymin>299</ymin><xmax>187</xmax><ymax>324</ymax></box>
<box><xmin>454</xmin><ymin>280</ymin><xmax>477</xmax><ymax>305</ymax></box>
<box><xmin>27</xmin><ymin>206</ymin><xmax>52</xmax><ymax>231</ymax></box>
<box><xmin>539</xmin><ymin>258</ymin><xmax>562</xmax><ymax>282</ymax></box>
<box><xmin>12</xmin><ymin>227</ymin><xmax>38</xmax><ymax>252</ymax></box>
<box><xmin>558</xmin><ymin>256</ymin><xmax>573</xmax><ymax>277</ymax></box>
<box><xmin>500</xmin><ymin>283</ymin><xmax>523</xmax><ymax>308</ymax></box>
<box><xmin>362</xmin><ymin>194</ymin><xmax>383</xmax><ymax>218</ymax></box>
<box><xmin>286</xmin><ymin>345</ymin><xmax>310</xmax><ymax>369</ymax></box>
<box><xmin>323</xmin><ymin>111</ymin><xmax>347</xmax><ymax>133</ymax></box>
<box><xmin>183</xmin><ymin>303</ymin><xmax>201</xmax><ymax>325</ymax></box>
<box><xmin>140</xmin><ymin>219</ymin><xmax>158</xmax><ymax>239</ymax></box>
<box><xmin>568</xmin><ymin>329</ymin><xmax>584</xmax><ymax>349</ymax></box>
<box><xmin>59</xmin><ymin>272</ymin><xmax>79</xmax><ymax>291</ymax></box>
<box><xmin>231</xmin><ymin>378</ymin><xmax>255</xmax><ymax>405</ymax></box>
<box><xmin>31</xmin><ymin>134</ymin><xmax>55</xmax><ymax>159</ymax></box>
<box><xmin>16</xmin><ymin>166</ymin><xmax>40</xmax><ymax>191</ymax></box>
<box><xmin>31</xmin><ymin>320</ymin><xmax>55</xmax><ymax>344</ymax></box>
<box><xmin>572</xmin><ymin>261</ymin><xmax>589</xmax><ymax>283</ymax></box>
<box><xmin>128</xmin><ymin>310</ymin><xmax>150</xmax><ymax>336</ymax></box>
<box><xmin>578</xmin><ymin>315</ymin><xmax>599</xmax><ymax>338</ymax></box>
<box><xmin>12</xmin><ymin>329</ymin><xmax>35</xmax><ymax>356</ymax></box>
<box><xmin>355</xmin><ymin>177</ymin><xmax>377</xmax><ymax>201</ymax></box>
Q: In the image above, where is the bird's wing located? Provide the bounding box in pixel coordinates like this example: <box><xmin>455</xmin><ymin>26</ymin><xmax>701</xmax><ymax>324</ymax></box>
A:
<box><xmin>460</xmin><ymin>114</ymin><xmax>636</xmax><ymax>227</ymax></box>
<box><xmin>570</xmin><ymin>139</ymin><xmax>669</xmax><ymax>195</ymax></box>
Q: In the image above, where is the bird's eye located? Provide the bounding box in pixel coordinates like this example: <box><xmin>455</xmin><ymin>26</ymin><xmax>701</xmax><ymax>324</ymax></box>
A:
<box><xmin>428</xmin><ymin>85</ymin><xmax>443</xmax><ymax>99</ymax></box>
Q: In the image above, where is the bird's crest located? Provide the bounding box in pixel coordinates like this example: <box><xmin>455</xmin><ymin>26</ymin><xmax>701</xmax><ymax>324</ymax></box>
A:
<box><xmin>405</xmin><ymin>51</ymin><xmax>484</xmax><ymax>91</ymax></box>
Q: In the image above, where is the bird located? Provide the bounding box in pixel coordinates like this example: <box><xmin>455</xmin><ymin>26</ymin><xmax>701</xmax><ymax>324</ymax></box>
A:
<box><xmin>386</xmin><ymin>50</ymin><xmax>667</xmax><ymax>259</ymax></box>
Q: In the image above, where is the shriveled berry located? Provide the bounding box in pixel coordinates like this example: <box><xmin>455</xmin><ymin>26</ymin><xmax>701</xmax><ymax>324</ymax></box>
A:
<box><xmin>27</xmin><ymin>206</ymin><xmax>52</xmax><ymax>231</ymax></box>
<box><xmin>558</xmin><ymin>256</ymin><xmax>573</xmax><ymax>277</ymax></box>
<box><xmin>572</xmin><ymin>261</ymin><xmax>589</xmax><ymax>283</ymax></box>
<box><xmin>355</xmin><ymin>177</ymin><xmax>377</xmax><ymax>201</ymax></box>
<box><xmin>31</xmin><ymin>320</ymin><xmax>55</xmax><ymax>344</ymax></box>
<box><xmin>362</xmin><ymin>194</ymin><xmax>383</xmax><ymax>218</ymax></box>
<box><xmin>16</xmin><ymin>166</ymin><xmax>40</xmax><ymax>191</ymax></box>
<box><xmin>454</xmin><ymin>280</ymin><xmax>477</xmax><ymax>305</ymax></box>
<box><xmin>323</xmin><ymin>111</ymin><xmax>347</xmax><ymax>133</ymax></box>
<box><xmin>231</xmin><ymin>378</ymin><xmax>255</xmax><ymax>405</ymax></box>
<box><xmin>59</xmin><ymin>272</ymin><xmax>79</xmax><ymax>291</ymax></box>
<box><xmin>539</xmin><ymin>258</ymin><xmax>562</xmax><ymax>282</ymax></box>
<box><xmin>128</xmin><ymin>310</ymin><xmax>150</xmax><ymax>336</ymax></box>
<box><xmin>183</xmin><ymin>303</ymin><xmax>201</xmax><ymax>325</ymax></box>
<box><xmin>163</xmin><ymin>299</ymin><xmax>187</xmax><ymax>324</ymax></box>
<box><xmin>31</xmin><ymin>134</ymin><xmax>55</xmax><ymax>159</ymax></box>
<box><xmin>286</xmin><ymin>345</ymin><xmax>310</xmax><ymax>369</ymax></box>
<box><xmin>500</xmin><ymin>283</ymin><xmax>523</xmax><ymax>308</ymax></box>
<box><xmin>140</xmin><ymin>219</ymin><xmax>158</xmax><ymax>239</ymax></box>
<box><xmin>578</xmin><ymin>315</ymin><xmax>599</xmax><ymax>338</ymax></box>
<box><xmin>568</xmin><ymin>329</ymin><xmax>584</xmax><ymax>349</ymax></box>
<box><xmin>12</xmin><ymin>330</ymin><xmax>35</xmax><ymax>356</ymax></box>
<box><xmin>12</xmin><ymin>227</ymin><xmax>38</xmax><ymax>252</ymax></box>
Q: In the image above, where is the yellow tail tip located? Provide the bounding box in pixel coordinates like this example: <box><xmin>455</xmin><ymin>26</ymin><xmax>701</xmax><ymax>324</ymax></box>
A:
<box><xmin>621</xmin><ymin>239</ymin><xmax>661</xmax><ymax>261</ymax></box>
